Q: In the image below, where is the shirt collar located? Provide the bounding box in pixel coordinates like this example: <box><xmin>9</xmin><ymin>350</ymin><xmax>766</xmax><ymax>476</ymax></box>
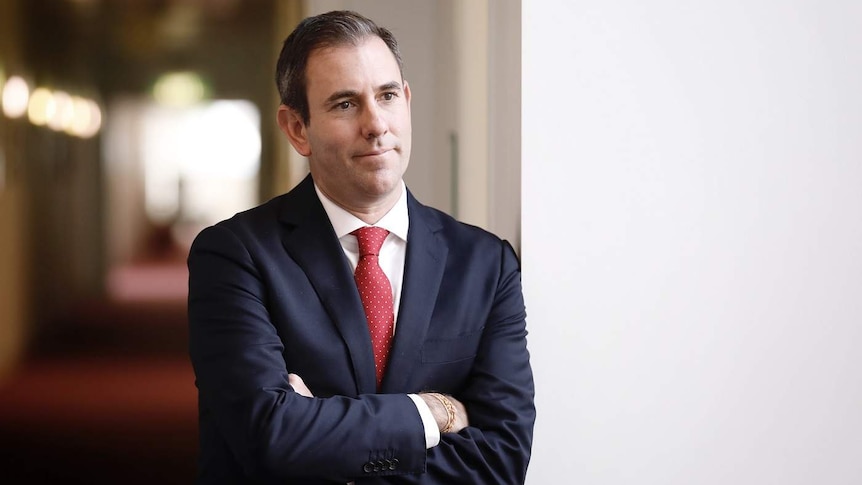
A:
<box><xmin>313</xmin><ymin>181</ymin><xmax>409</xmax><ymax>242</ymax></box>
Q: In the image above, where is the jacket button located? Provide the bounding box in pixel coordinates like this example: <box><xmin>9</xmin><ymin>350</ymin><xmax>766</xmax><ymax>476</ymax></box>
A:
<box><xmin>387</xmin><ymin>458</ymin><xmax>398</xmax><ymax>470</ymax></box>
<box><xmin>363</xmin><ymin>462</ymin><xmax>374</xmax><ymax>473</ymax></box>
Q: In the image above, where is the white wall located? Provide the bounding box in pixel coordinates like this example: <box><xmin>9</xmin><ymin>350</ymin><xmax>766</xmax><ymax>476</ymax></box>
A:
<box><xmin>523</xmin><ymin>1</ymin><xmax>862</xmax><ymax>483</ymax></box>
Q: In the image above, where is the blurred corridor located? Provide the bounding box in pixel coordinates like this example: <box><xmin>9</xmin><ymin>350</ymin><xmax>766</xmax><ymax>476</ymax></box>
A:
<box><xmin>0</xmin><ymin>0</ymin><xmax>298</xmax><ymax>482</ymax></box>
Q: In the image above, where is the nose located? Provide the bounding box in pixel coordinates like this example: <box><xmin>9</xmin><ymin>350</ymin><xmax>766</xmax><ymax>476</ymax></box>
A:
<box><xmin>360</xmin><ymin>103</ymin><xmax>388</xmax><ymax>140</ymax></box>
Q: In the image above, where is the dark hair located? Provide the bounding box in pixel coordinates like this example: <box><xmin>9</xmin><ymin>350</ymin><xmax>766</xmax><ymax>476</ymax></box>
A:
<box><xmin>275</xmin><ymin>10</ymin><xmax>404</xmax><ymax>125</ymax></box>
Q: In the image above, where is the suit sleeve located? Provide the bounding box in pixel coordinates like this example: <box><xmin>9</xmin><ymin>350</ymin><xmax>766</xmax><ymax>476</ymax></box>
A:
<box><xmin>188</xmin><ymin>224</ymin><xmax>427</xmax><ymax>482</ymax></box>
<box><xmin>361</xmin><ymin>240</ymin><xmax>536</xmax><ymax>485</ymax></box>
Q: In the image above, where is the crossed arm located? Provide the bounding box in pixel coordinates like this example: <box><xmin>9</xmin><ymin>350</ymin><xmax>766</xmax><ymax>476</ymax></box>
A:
<box><xmin>189</xmin><ymin>224</ymin><xmax>534</xmax><ymax>483</ymax></box>
<box><xmin>288</xmin><ymin>373</ymin><xmax>471</xmax><ymax>435</ymax></box>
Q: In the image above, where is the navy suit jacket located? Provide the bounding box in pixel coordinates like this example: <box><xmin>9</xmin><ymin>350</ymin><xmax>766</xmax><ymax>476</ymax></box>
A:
<box><xmin>188</xmin><ymin>175</ymin><xmax>535</xmax><ymax>484</ymax></box>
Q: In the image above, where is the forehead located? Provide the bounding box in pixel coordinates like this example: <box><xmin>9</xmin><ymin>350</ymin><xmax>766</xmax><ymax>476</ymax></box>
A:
<box><xmin>305</xmin><ymin>36</ymin><xmax>402</xmax><ymax>96</ymax></box>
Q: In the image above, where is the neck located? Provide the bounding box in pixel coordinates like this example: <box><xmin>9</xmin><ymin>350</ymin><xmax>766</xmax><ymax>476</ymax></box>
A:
<box><xmin>319</xmin><ymin>184</ymin><xmax>403</xmax><ymax>225</ymax></box>
<box><xmin>347</xmin><ymin>200</ymin><xmax>396</xmax><ymax>225</ymax></box>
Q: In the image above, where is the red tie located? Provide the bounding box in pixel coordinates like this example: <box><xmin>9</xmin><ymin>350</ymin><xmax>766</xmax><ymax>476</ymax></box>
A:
<box><xmin>352</xmin><ymin>226</ymin><xmax>394</xmax><ymax>390</ymax></box>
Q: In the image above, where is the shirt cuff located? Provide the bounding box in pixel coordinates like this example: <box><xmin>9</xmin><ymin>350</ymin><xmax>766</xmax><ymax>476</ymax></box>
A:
<box><xmin>408</xmin><ymin>393</ymin><xmax>440</xmax><ymax>448</ymax></box>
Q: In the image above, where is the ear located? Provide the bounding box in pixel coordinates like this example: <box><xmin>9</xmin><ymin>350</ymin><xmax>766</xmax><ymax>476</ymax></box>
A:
<box><xmin>403</xmin><ymin>80</ymin><xmax>412</xmax><ymax>109</ymax></box>
<box><xmin>277</xmin><ymin>105</ymin><xmax>311</xmax><ymax>157</ymax></box>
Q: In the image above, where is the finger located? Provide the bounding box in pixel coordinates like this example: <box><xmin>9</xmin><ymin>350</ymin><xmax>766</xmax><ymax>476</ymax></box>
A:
<box><xmin>450</xmin><ymin>396</ymin><xmax>469</xmax><ymax>429</ymax></box>
<box><xmin>288</xmin><ymin>373</ymin><xmax>314</xmax><ymax>397</ymax></box>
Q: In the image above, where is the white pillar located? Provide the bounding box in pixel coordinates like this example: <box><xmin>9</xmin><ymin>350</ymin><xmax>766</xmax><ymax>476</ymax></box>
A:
<box><xmin>523</xmin><ymin>1</ymin><xmax>862</xmax><ymax>483</ymax></box>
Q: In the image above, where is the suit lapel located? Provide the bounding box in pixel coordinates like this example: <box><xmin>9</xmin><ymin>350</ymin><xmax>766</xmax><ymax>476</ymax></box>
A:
<box><xmin>278</xmin><ymin>177</ymin><xmax>377</xmax><ymax>395</ymax></box>
<box><xmin>382</xmin><ymin>194</ymin><xmax>448</xmax><ymax>393</ymax></box>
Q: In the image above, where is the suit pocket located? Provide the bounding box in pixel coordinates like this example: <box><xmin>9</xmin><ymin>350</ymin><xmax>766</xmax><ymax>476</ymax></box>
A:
<box><xmin>420</xmin><ymin>327</ymin><xmax>484</xmax><ymax>364</ymax></box>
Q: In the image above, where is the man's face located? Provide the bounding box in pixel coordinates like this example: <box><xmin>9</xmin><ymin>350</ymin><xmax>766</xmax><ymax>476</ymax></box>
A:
<box><xmin>281</xmin><ymin>36</ymin><xmax>412</xmax><ymax>213</ymax></box>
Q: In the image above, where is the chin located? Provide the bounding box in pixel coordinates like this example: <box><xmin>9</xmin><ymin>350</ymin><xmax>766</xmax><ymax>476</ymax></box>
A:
<box><xmin>359</xmin><ymin>173</ymin><xmax>401</xmax><ymax>197</ymax></box>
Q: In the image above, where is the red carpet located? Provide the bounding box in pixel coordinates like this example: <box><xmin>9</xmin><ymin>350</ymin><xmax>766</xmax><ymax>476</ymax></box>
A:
<box><xmin>0</xmin><ymin>356</ymin><xmax>198</xmax><ymax>484</ymax></box>
<box><xmin>0</xmin><ymin>262</ymin><xmax>199</xmax><ymax>484</ymax></box>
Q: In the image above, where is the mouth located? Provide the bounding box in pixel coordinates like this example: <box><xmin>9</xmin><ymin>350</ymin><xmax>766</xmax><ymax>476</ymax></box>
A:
<box><xmin>356</xmin><ymin>148</ymin><xmax>393</xmax><ymax>158</ymax></box>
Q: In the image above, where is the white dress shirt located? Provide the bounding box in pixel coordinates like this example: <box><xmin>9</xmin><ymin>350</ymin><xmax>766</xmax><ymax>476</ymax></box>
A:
<box><xmin>314</xmin><ymin>182</ymin><xmax>440</xmax><ymax>449</ymax></box>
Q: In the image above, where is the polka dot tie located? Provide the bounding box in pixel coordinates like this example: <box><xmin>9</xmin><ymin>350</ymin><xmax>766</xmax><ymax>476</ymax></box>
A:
<box><xmin>352</xmin><ymin>226</ymin><xmax>394</xmax><ymax>391</ymax></box>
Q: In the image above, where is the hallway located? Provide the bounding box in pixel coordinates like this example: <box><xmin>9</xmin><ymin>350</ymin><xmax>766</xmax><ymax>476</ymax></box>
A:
<box><xmin>0</xmin><ymin>2</ymin><xmax>282</xmax><ymax>481</ymax></box>
<box><xmin>0</xmin><ymin>264</ymin><xmax>198</xmax><ymax>484</ymax></box>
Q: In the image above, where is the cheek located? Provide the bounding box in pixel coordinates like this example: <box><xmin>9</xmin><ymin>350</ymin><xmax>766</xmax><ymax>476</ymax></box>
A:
<box><xmin>393</xmin><ymin>112</ymin><xmax>411</xmax><ymax>137</ymax></box>
<box><xmin>316</xmin><ymin>127</ymin><xmax>352</xmax><ymax>153</ymax></box>
<box><xmin>309</xmin><ymin>132</ymin><xmax>339</xmax><ymax>157</ymax></box>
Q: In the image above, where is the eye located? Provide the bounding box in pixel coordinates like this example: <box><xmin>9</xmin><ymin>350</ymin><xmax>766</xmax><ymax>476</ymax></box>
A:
<box><xmin>381</xmin><ymin>92</ymin><xmax>396</xmax><ymax>101</ymax></box>
<box><xmin>336</xmin><ymin>101</ymin><xmax>352</xmax><ymax>110</ymax></box>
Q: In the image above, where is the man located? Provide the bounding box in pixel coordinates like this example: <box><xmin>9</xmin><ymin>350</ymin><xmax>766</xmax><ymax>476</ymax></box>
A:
<box><xmin>188</xmin><ymin>10</ymin><xmax>534</xmax><ymax>484</ymax></box>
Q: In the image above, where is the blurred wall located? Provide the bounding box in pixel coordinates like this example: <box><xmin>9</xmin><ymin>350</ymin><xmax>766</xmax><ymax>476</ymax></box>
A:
<box><xmin>0</xmin><ymin>0</ymin><xmax>29</xmax><ymax>378</ymax></box>
<box><xmin>523</xmin><ymin>0</ymin><xmax>862</xmax><ymax>483</ymax></box>
<box><xmin>17</xmin><ymin>0</ymin><xmax>118</xmax><ymax>344</ymax></box>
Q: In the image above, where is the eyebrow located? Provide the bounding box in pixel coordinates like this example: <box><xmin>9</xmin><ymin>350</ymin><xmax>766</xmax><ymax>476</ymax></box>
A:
<box><xmin>323</xmin><ymin>81</ymin><xmax>403</xmax><ymax>105</ymax></box>
<box><xmin>378</xmin><ymin>81</ymin><xmax>402</xmax><ymax>92</ymax></box>
<box><xmin>324</xmin><ymin>90</ymin><xmax>359</xmax><ymax>105</ymax></box>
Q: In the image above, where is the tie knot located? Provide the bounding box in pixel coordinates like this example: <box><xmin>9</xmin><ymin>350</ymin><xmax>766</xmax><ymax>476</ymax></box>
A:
<box><xmin>352</xmin><ymin>226</ymin><xmax>390</xmax><ymax>257</ymax></box>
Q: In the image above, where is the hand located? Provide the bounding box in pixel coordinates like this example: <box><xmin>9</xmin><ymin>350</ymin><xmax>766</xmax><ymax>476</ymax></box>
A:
<box><xmin>447</xmin><ymin>395</ymin><xmax>469</xmax><ymax>432</ymax></box>
<box><xmin>419</xmin><ymin>393</ymin><xmax>469</xmax><ymax>434</ymax></box>
<box><xmin>288</xmin><ymin>373</ymin><xmax>314</xmax><ymax>397</ymax></box>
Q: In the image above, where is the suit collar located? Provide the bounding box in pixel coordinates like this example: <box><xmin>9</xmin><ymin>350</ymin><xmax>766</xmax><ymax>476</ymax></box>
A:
<box><xmin>278</xmin><ymin>176</ymin><xmax>448</xmax><ymax>395</ymax></box>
